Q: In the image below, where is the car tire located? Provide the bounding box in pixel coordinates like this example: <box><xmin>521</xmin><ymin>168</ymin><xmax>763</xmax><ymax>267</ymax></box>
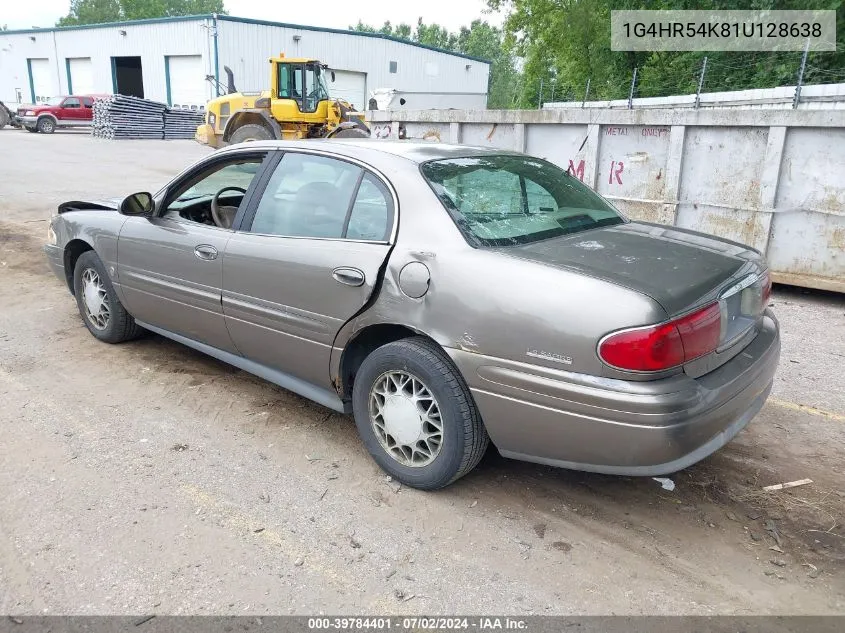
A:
<box><xmin>37</xmin><ymin>117</ymin><xmax>55</xmax><ymax>134</ymax></box>
<box><xmin>331</xmin><ymin>127</ymin><xmax>369</xmax><ymax>138</ymax></box>
<box><xmin>352</xmin><ymin>337</ymin><xmax>489</xmax><ymax>490</ymax></box>
<box><xmin>73</xmin><ymin>251</ymin><xmax>144</xmax><ymax>344</ymax></box>
<box><xmin>228</xmin><ymin>123</ymin><xmax>273</xmax><ymax>144</ymax></box>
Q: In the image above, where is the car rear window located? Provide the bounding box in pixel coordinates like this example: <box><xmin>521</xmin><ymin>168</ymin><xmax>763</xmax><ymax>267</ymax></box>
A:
<box><xmin>420</xmin><ymin>154</ymin><xmax>625</xmax><ymax>247</ymax></box>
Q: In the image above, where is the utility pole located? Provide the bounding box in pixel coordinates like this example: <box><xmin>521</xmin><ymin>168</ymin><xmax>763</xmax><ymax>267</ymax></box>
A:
<box><xmin>793</xmin><ymin>39</ymin><xmax>810</xmax><ymax>109</ymax></box>
<box><xmin>695</xmin><ymin>56</ymin><xmax>708</xmax><ymax>109</ymax></box>
<box><xmin>582</xmin><ymin>78</ymin><xmax>591</xmax><ymax>108</ymax></box>
<box><xmin>628</xmin><ymin>67</ymin><xmax>638</xmax><ymax>109</ymax></box>
<box><xmin>538</xmin><ymin>78</ymin><xmax>544</xmax><ymax>109</ymax></box>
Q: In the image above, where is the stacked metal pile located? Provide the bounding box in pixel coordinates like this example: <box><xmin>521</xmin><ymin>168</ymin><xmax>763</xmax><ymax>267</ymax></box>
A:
<box><xmin>163</xmin><ymin>107</ymin><xmax>205</xmax><ymax>139</ymax></box>
<box><xmin>92</xmin><ymin>95</ymin><xmax>166</xmax><ymax>139</ymax></box>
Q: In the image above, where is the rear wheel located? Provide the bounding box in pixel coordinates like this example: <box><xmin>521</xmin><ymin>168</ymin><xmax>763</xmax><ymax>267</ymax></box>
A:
<box><xmin>351</xmin><ymin>337</ymin><xmax>489</xmax><ymax>490</ymax></box>
<box><xmin>73</xmin><ymin>251</ymin><xmax>144</xmax><ymax>344</ymax></box>
<box><xmin>228</xmin><ymin>123</ymin><xmax>273</xmax><ymax>144</ymax></box>
<box><xmin>37</xmin><ymin>117</ymin><xmax>55</xmax><ymax>134</ymax></box>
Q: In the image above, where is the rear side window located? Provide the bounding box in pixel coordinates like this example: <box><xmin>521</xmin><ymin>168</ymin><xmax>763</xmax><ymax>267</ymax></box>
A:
<box><xmin>421</xmin><ymin>154</ymin><xmax>625</xmax><ymax>247</ymax></box>
<box><xmin>248</xmin><ymin>153</ymin><xmax>392</xmax><ymax>240</ymax></box>
<box><xmin>346</xmin><ymin>174</ymin><xmax>392</xmax><ymax>241</ymax></box>
<box><xmin>82</xmin><ymin>97</ymin><xmax>93</xmax><ymax>108</ymax></box>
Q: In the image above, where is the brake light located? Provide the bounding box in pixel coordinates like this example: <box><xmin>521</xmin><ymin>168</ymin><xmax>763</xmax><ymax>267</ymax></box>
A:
<box><xmin>599</xmin><ymin>302</ymin><xmax>722</xmax><ymax>372</ymax></box>
<box><xmin>761</xmin><ymin>271</ymin><xmax>772</xmax><ymax>305</ymax></box>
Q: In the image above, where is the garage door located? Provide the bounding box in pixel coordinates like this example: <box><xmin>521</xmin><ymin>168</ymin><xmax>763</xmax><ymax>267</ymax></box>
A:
<box><xmin>28</xmin><ymin>58</ymin><xmax>53</xmax><ymax>103</ymax></box>
<box><xmin>68</xmin><ymin>58</ymin><xmax>94</xmax><ymax>95</ymax></box>
<box><xmin>167</xmin><ymin>55</ymin><xmax>206</xmax><ymax>107</ymax></box>
<box><xmin>329</xmin><ymin>70</ymin><xmax>366</xmax><ymax>110</ymax></box>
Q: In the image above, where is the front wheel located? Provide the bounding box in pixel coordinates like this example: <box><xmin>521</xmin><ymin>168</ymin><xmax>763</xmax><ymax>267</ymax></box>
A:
<box><xmin>352</xmin><ymin>337</ymin><xmax>489</xmax><ymax>490</ymax></box>
<box><xmin>73</xmin><ymin>251</ymin><xmax>144</xmax><ymax>344</ymax></box>
<box><xmin>37</xmin><ymin>117</ymin><xmax>55</xmax><ymax>134</ymax></box>
<box><xmin>228</xmin><ymin>123</ymin><xmax>273</xmax><ymax>144</ymax></box>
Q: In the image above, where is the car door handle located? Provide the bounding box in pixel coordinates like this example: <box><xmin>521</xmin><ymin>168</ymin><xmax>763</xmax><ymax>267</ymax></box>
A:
<box><xmin>332</xmin><ymin>267</ymin><xmax>365</xmax><ymax>287</ymax></box>
<box><xmin>194</xmin><ymin>245</ymin><xmax>218</xmax><ymax>261</ymax></box>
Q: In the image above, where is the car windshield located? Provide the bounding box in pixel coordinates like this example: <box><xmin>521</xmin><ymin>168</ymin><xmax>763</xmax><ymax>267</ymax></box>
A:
<box><xmin>45</xmin><ymin>97</ymin><xmax>64</xmax><ymax>106</ymax></box>
<box><xmin>421</xmin><ymin>154</ymin><xmax>626</xmax><ymax>247</ymax></box>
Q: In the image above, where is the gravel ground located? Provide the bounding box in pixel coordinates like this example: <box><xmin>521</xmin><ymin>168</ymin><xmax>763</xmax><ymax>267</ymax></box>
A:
<box><xmin>0</xmin><ymin>130</ymin><xmax>843</xmax><ymax>615</ymax></box>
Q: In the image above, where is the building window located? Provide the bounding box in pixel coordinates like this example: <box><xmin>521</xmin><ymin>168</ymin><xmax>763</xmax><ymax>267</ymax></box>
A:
<box><xmin>389</xmin><ymin>61</ymin><xmax>398</xmax><ymax>74</ymax></box>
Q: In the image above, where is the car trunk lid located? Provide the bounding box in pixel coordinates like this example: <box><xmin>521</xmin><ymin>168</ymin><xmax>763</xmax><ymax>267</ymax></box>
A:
<box><xmin>496</xmin><ymin>221</ymin><xmax>765</xmax><ymax>316</ymax></box>
<box><xmin>495</xmin><ymin>221</ymin><xmax>769</xmax><ymax>375</ymax></box>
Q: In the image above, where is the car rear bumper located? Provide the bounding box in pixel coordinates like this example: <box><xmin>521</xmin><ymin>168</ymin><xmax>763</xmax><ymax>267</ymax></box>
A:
<box><xmin>446</xmin><ymin>311</ymin><xmax>780</xmax><ymax>476</ymax></box>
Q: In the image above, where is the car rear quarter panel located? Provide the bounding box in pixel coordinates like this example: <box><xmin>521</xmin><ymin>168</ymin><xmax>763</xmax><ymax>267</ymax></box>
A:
<box><xmin>331</xmin><ymin>154</ymin><xmax>669</xmax><ymax>385</ymax></box>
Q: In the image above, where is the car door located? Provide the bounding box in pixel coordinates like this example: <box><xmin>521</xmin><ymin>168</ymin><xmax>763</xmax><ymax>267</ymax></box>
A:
<box><xmin>117</xmin><ymin>149</ymin><xmax>272</xmax><ymax>352</ymax></box>
<box><xmin>80</xmin><ymin>97</ymin><xmax>94</xmax><ymax>122</ymax></box>
<box><xmin>59</xmin><ymin>97</ymin><xmax>83</xmax><ymax>123</ymax></box>
<box><xmin>222</xmin><ymin>149</ymin><xmax>395</xmax><ymax>389</ymax></box>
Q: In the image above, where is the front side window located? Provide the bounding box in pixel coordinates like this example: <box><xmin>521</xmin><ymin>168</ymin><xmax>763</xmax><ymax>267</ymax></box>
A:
<box><xmin>278</xmin><ymin>64</ymin><xmax>291</xmax><ymax>99</ymax></box>
<box><xmin>248</xmin><ymin>153</ymin><xmax>391</xmax><ymax>240</ymax></box>
<box><xmin>421</xmin><ymin>155</ymin><xmax>625</xmax><ymax>247</ymax></box>
<box><xmin>302</xmin><ymin>64</ymin><xmax>329</xmax><ymax>113</ymax></box>
<box><xmin>277</xmin><ymin>63</ymin><xmax>328</xmax><ymax>113</ymax></box>
<box><xmin>163</xmin><ymin>155</ymin><xmax>266</xmax><ymax>228</ymax></box>
<box><xmin>63</xmin><ymin>97</ymin><xmax>81</xmax><ymax>108</ymax></box>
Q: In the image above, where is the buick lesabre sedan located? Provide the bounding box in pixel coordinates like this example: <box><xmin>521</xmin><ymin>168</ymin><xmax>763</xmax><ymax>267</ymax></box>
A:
<box><xmin>44</xmin><ymin>140</ymin><xmax>780</xmax><ymax>489</ymax></box>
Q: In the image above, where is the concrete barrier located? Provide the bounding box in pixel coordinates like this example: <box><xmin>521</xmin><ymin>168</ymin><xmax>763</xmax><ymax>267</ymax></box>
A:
<box><xmin>368</xmin><ymin>108</ymin><xmax>845</xmax><ymax>293</ymax></box>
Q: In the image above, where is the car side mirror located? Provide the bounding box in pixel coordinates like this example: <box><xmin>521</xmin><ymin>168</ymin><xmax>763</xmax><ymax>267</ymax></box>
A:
<box><xmin>119</xmin><ymin>192</ymin><xmax>154</xmax><ymax>217</ymax></box>
<box><xmin>331</xmin><ymin>71</ymin><xmax>336</xmax><ymax>82</ymax></box>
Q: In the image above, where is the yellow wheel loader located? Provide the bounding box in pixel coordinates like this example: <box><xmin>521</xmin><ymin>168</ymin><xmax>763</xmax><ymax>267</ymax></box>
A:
<box><xmin>195</xmin><ymin>54</ymin><xmax>369</xmax><ymax>148</ymax></box>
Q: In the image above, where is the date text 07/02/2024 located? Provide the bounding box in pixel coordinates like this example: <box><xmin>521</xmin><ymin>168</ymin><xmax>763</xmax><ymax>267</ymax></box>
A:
<box><xmin>307</xmin><ymin>617</ymin><xmax>528</xmax><ymax>630</ymax></box>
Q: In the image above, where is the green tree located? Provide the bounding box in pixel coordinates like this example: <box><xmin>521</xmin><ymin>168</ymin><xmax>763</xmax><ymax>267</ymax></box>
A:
<box><xmin>490</xmin><ymin>0</ymin><xmax>845</xmax><ymax>107</ymax></box>
<box><xmin>57</xmin><ymin>0</ymin><xmax>227</xmax><ymax>26</ymax></box>
<box><xmin>349</xmin><ymin>20</ymin><xmax>413</xmax><ymax>40</ymax></box>
<box><xmin>351</xmin><ymin>17</ymin><xmax>518</xmax><ymax>108</ymax></box>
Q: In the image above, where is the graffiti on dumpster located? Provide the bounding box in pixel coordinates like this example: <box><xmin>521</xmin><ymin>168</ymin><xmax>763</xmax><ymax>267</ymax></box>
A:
<box><xmin>609</xmin><ymin>160</ymin><xmax>624</xmax><ymax>185</ymax></box>
<box><xmin>566</xmin><ymin>159</ymin><xmax>624</xmax><ymax>185</ymax></box>
<box><xmin>373</xmin><ymin>124</ymin><xmax>392</xmax><ymax>139</ymax></box>
<box><xmin>606</xmin><ymin>126</ymin><xmax>670</xmax><ymax>138</ymax></box>
<box><xmin>567</xmin><ymin>159</ymin><xmax>585</xmax><ymax>181</ymax></box>
<box><xmin>641</xmin><ymin>127</ymin><xmax>670</xmax><ymax>138</ymax></box>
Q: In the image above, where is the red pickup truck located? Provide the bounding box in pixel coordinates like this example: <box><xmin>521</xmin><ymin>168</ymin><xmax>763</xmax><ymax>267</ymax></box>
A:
<box><xmin>18</xmin><ymin>95</ymin><xmax>103</xmax><ymax>134</ymax></box>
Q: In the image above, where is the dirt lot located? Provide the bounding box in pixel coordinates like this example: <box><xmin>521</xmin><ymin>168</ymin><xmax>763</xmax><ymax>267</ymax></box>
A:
<box><xmin>0</xmin><ymin>130</ymin><xmax>844</xmax><ymax>615</ymax></box>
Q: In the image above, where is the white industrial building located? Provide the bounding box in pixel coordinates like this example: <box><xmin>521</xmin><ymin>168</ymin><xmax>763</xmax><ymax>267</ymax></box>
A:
<box><xmin>0</xmin><ymin>14</ymin><xmax>491</xmax><ymax>111</ymax></box>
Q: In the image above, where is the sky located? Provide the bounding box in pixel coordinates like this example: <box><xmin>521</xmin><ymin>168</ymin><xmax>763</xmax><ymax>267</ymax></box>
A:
<box><xmin>4</xmin><ymin>0</ymin><xmax>505</xmax><ymax>31</ymax></box>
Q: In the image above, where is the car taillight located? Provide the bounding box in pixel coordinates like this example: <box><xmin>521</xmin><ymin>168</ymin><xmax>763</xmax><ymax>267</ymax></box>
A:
<box><xmin>599</xmin><ymin>302</ymin><xmax>722</xmax><ymax>372</ymax></box>
<box><xmin>761</xmin><ymin>271</ymin><xmax>772</xmax><ymax>305</ymax></box>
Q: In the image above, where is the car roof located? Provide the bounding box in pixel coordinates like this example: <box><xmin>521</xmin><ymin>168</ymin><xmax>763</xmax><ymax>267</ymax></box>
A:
<box><xmin>226</xmin><ymin>139</ymin><xmax>525</xmax><ymax>164</ymax></box>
